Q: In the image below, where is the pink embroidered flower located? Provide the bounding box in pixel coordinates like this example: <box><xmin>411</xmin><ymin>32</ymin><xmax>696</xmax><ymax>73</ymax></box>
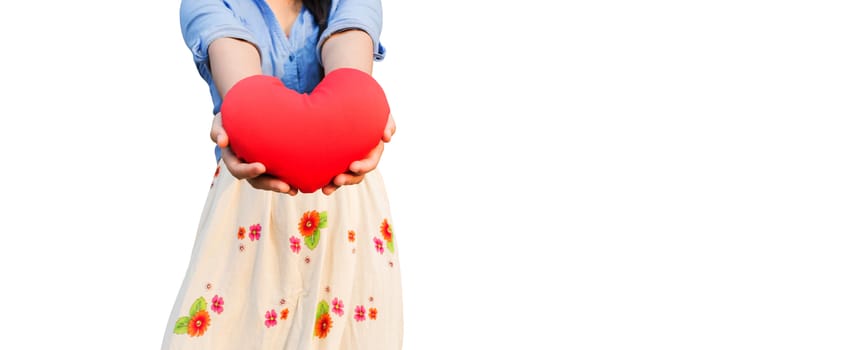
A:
<box><xmin>249</xmin><ymin>224</ymin><xmax>262</xmax><ymax>241</ymax></box>
<box><xmin>264</xmin><ymin>309</ymin><xmax>278</xmax><ymax>328</ymax></box>
<box><xmin>289</xmin><ymin>236</ymin><xmax>301</xmax><ymax>254</ymax></box>
<box><xmin>354</xmin><ymin>305</ymin><xmax>366</xmax><ymax>322</ymax></box>
<box><xmin>332</xmin><ymin>297</ymin><xmax>344</xmax><ymax>317</ymax></box>
<box><xmin>211</xmin><ymin>295</ymin><xmax>224</xmax><ymax>314</ymax></box>
<box><xmin>373</xmin><ymin>237</ymin><xmax>384</xmax><ymax>254</ymax></box>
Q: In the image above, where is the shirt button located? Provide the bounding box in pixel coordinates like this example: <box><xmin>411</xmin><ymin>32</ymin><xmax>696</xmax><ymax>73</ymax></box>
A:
<box><xmin>288</xmin><ymin>55</ymin><xmax>294</xmax><ymax>62</ymax></box>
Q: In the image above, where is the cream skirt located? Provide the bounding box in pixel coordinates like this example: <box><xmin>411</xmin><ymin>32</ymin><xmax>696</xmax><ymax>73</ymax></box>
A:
<box><xmin>161</xmin><ymin>162</ymin><xmax>403</xmax><ymax>349</ymax></box>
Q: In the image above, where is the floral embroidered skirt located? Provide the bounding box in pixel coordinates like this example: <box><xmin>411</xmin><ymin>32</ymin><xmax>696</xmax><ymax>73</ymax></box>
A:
<box><xmin>161</xmin><ymin>163</ymin><xmax>403</xmax><ymax>350</ymax></box>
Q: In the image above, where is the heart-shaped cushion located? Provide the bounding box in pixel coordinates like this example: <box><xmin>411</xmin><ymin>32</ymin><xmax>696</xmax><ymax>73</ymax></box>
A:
<box><xmin>220</xmin><ymin>68</ymin><xmax>390</xmax><ymax>193</ymax></box>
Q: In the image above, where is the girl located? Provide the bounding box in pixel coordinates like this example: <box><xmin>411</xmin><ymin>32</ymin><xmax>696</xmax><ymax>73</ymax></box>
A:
<box><xmin>161</xmin><ymin>1</ymin><xmax>403</xmax><ymax>349</ymax></box>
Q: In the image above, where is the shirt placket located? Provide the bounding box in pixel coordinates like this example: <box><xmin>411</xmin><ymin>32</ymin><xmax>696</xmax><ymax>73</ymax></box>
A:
<box><xmin>253</xmin><ymin>0</ymin><xmax>300</xmax><ymax>91</ymax></box>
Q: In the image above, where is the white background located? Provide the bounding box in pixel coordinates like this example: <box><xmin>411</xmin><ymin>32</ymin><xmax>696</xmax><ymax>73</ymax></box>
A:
<box><xmin>1</xmin><ymin>0</ymin><xmax>849</xmax><ymax>349</ymax></box>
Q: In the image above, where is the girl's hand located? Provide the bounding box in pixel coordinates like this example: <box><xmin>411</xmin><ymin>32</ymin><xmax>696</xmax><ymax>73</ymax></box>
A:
<box><xmin>210</xmin><ymin>112</ymin><xmax>298</xmax><ymax>195</ymax></box>
<box><xmin>322</xmin><ymin>114</ymin><xmax>396</xmax><ymax>195</ymax></box>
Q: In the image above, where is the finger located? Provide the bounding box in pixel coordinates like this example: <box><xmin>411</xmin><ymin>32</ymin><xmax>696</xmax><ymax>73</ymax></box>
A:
<box><xmin>322</xmin><ymin>183</ymin><xmax>340</xmax><ymax>196</ymax></box>
<box><xmin>247</xmin><ymin>175</ymin><xmax>295</xmax><ymax>194</ymax></box>
<box><xmin>216</xmin><ymin>131</ymin><xmax>229</xmax><ymax>149</ymax></box>
<box><xmin>211</xmin><ymin>131</ymin><xmax>229</xmax><ymax>149</ymax></box>
<box><xmin>222</xmin><ymin>147</ymin><xmax>264</xmax><ymax>179</ymax></box>
<box><xmin>333</xmin><ymin>172</ymin><xmax>365</xmax><ymax>187</ymax></box>
<box><xmin>210</xmin><ymin>113</ymin><xmax>222</xmax><ymax>142</ymax></box>
<box><xmin>382</xmin><ymin>114</ymin><xmax>396</xmax><ymax>143</ymax></box>
<box><xmin>350</xmin><ymin>142</ymin><xmax>384</xmax><ymax>175</ymax></box>
<box><xmin>210</xmin><ymin>116</ymin><xmax>218</xmax><ymax>143</ymax></box>
<box><xmin>246</xmin><ymin>176</ymin><xmax>285</xmax><ymax>193</ymax></box>
<box><xmin>210</xmin><ymin>114</ymin><xmax>230</xmax><ymax>148</ymax></box>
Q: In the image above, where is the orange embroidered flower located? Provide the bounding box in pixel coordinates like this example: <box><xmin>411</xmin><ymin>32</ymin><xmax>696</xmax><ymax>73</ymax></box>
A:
<box><xmin>210</xmin><ymin>166</ymin><xmax>221</xmax><ymax>188</ymax></box>
<box><xmin>348</xmin><ymin>230</ymin><xmax>356</xmax><ymax>242</ymax></box>
<box><xmin>381</xmin><ymin>219</ymin><xmax>393</xmax><ymax>242</ymax></box>
<box><xmin>299</xmin><ymin>211</ymin><xmax>320</xmax><ymax>237</ymax></box>
<box><xmin>237</xmin><ymin>227</ymin><xmax>246</xmax><ymax>240</ymax></box>
<box><xmin>281</xmin><ymin>308</ymin><xmax>289</xmax><ymax>320</ymax></box>
<box><xmin>314</xmin><ymin>313</ymin><xmax>333</xmax><ymax>339</ymax></box>
<box><xmin>369</xmin><ymin>308</ymin><xmax>378</xmax><ymax>320</ymax></box>
<box><xmin>188</xmin><ymin>310</ymin><xmax>211</xmax><ymax>337</ymax></box>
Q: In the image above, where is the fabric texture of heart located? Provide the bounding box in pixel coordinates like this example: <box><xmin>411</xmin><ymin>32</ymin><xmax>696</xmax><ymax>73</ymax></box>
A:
<box><xmin>221</xmin><ymin>68</ymin><xmax>390</xmax><ymax>193</ymax></box>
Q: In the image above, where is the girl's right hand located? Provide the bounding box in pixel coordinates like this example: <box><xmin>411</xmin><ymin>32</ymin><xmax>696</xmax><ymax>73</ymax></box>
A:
<box><xmin>210</xmin><ymin>112</ymin><xmax>298</xmax><ymax>195</ymax></box>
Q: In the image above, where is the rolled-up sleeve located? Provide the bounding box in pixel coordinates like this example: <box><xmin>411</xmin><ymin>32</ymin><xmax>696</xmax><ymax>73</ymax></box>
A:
<box><xmin>318</xmin><ymin>0</ymin><xmax>386</xmax><ymax>64</ymax></box>
<box><xmin>180</xmin><ymin>0</ymin><xmax>258</xmax><ymax>77</ymax></box>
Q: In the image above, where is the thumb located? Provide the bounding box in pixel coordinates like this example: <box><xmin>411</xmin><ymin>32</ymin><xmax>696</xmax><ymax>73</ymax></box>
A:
<box><xmin>383</xmin><ymin>114</ymin><xmax>396</xmax><ymax>143</ymax></box>
<box><xmin>210</xmin><ymin>113</ymin><xmax>229</xmax><ymax>148</ymax></box>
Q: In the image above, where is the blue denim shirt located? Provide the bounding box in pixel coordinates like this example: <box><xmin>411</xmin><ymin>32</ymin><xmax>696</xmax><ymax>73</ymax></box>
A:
<box><xmin>179</xmin><ymin>0</ymin><xmax>385</xmax><ymax>160</ymax></box>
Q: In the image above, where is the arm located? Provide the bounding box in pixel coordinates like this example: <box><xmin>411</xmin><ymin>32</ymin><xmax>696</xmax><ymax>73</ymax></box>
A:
<box><xmin>180</xmin><ymin>0</ymin><xmax>296</xmax><ymax>194</ymax></box>
<box><xmin>321</xmin><ymin>29</ymin><xmax>375</xmax><ymax>75</ymax></box>
<box><xmin>209</xmin><ymin>38</ymin><xmax>261</xmax><ymax>98</ymax></box>
<box><xmin>319</xmin><ymin>30</ymin><xmax>396</xmax><ymax>195</ymax></box>
<box><xmin>208</xmin><ymin>38</ymin><xmax>298</xmax><ymax>195</ymax></box>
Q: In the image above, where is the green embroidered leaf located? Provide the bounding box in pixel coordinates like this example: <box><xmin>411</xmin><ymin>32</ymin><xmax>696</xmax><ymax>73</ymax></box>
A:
<box><xmin>319</xmin><ymin>211</ymin><xmax>328</xmax><ymax>228</ymax></box>
<box><xmin>316</xmin><ymin>300</ymin><xmax>330</xmax><ymax>320</ymax></box>
<box><xmin>190</xmin><ymin>297</ymin><xmax>207</xmax><ymax>317</ymax></box>
<box><xmin>387</xmin><ymin>239</ymin><xmax>395</xmax><ymax>254</ymax></box>
<box><xmin>305</xmin><ymin>231</ymin><xmax>320</xmax><ymax>250</ymax></box>
<box><xmin>173</xmin><ymin>316</ymin><xmax>190</xmax><ymax>334</ymax></box>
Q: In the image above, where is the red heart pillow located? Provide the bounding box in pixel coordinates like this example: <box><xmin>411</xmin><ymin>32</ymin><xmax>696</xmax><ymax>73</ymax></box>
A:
<box><xmin>220</xmin><ymin>68</ymin><xmax>390</xmax><ymax>193</ymax></box>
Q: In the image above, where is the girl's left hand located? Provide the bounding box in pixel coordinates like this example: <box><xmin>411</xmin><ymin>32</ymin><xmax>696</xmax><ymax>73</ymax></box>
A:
<box><xmin>322</xmin><ymin>113</ymin><xmax>396</xmax><ymax>195</ymax></box>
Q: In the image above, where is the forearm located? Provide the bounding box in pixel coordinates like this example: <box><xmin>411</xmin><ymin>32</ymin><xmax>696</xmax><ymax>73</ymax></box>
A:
<box><xmin>320</xmin><ymin>30</ymin><xmax>375</xmax><ymax>75</ymax></box>
<box><xmin>209</xmin><ymin>38</ymin><xmax>263</xmax><ymax>98</ymax></box>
